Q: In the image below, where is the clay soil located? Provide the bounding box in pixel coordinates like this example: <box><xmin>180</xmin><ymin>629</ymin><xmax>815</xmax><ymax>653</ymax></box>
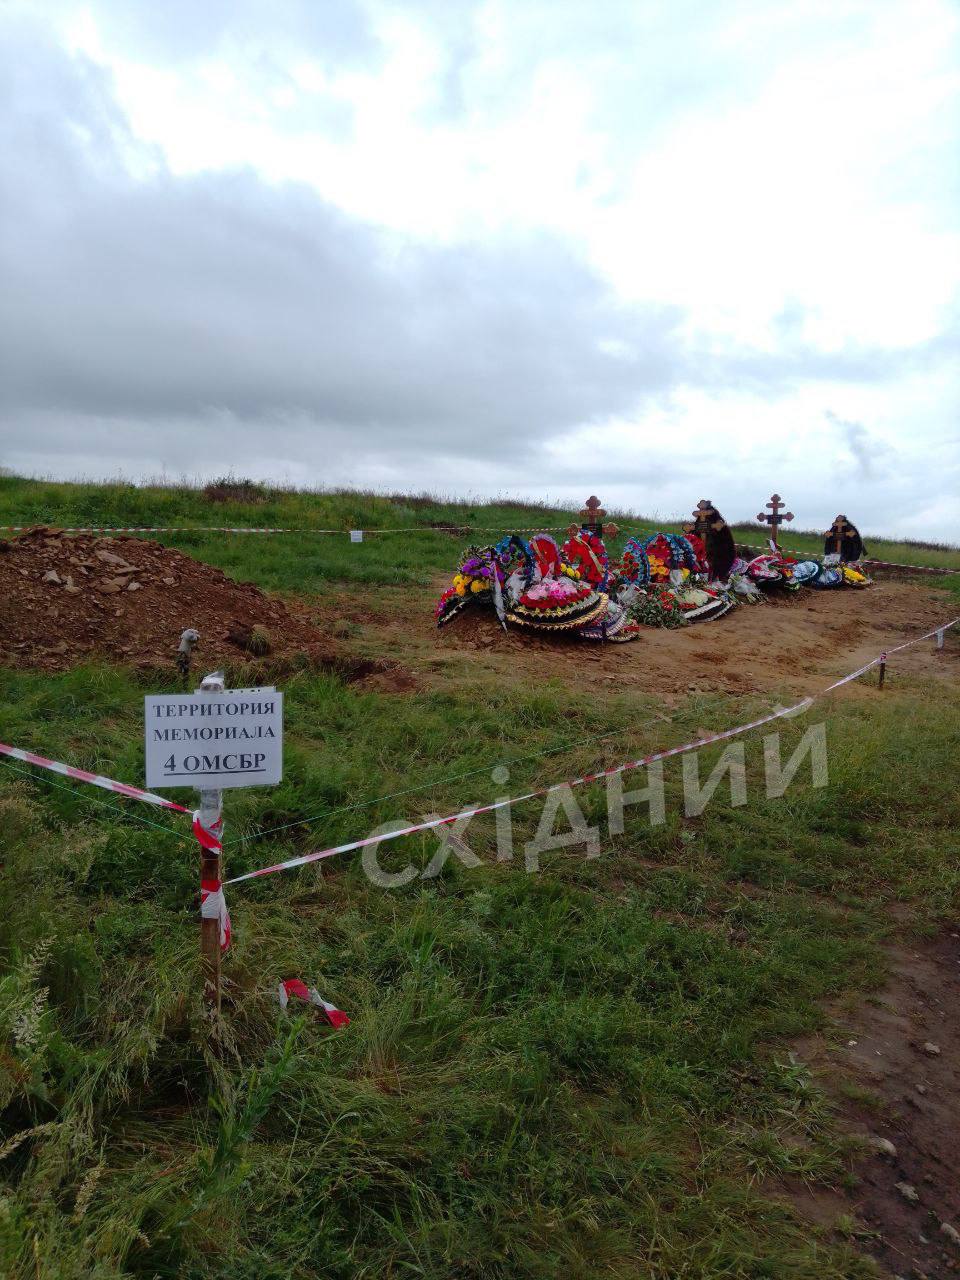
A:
<box><xmin>0</xmin><ymin>528</ymin><xmax>413</xmax><ymax>686</ymax></box>
<box><xmin>325</xmin><ymin>574</ymin><xmax>960</xmax><ymax>704</ymax></box>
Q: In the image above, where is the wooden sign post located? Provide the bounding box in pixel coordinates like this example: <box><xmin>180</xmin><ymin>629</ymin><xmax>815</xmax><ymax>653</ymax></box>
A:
<box><xmin>145</xmin><ymin>677</ymin><xmax>284</xmax><ymax>1009</ymax></box>
<box><xmin>756</xmin><ymin>494</ymin><xmax>794</xmax><ymax>550</ymax></box>
<box><xmin>197</xmin><ymin>672</ymin><xmax>225</xmax><ymax>1008</ymax></box>
<box><xmin>568</xmin><ymin>495</ymin><xmax>619</xmax><ymax>539</ymax></box>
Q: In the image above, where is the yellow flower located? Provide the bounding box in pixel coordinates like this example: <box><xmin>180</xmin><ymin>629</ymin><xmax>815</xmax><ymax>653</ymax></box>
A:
<box><xmin>470</xmin><ymin>579</ymin><xmax>485</xmax><ymax>593</ymax></box>
<box><xmin>455</xmin><ymin>584</ymin><xmax>466</xmax><ymax>596</ymax></box>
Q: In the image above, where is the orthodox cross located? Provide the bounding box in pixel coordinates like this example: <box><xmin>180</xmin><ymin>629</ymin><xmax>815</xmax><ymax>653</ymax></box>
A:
<box><xmin>568</xmin><ymin>494</ymin><xmax>618</xmax><ymax>539</ymax></box>
<box><xmin>756</xmin><ymin>493</ymin><xmax>794</xmax><ymax>549</ymax></box>
<box><xmin>824</xmin><ymin>514</ymin><xmax>855</xmax><ymax>556</ymax></box>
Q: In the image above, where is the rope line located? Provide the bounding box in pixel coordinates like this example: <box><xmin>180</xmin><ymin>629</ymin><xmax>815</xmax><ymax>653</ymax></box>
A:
<box><xmin>0</xmin><ymin>757</ymin><xmax>191</xmax><ymax>842</ymax></box>
<box><xmin>224</xmin><ymin>614</ymin><xmax>959</xmax><ymax>885</ymax></box>
<box><xmin>224</xmin><ymin>726</ymin><xmax>635</xmax><ymax>847</ymax></box>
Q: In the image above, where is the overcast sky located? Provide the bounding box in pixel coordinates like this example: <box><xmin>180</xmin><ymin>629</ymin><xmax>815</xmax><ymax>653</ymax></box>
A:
<box><xmin>1</xmin><ymin>1</ymin><xmax>957</xmax><ymax>538</ymax></box>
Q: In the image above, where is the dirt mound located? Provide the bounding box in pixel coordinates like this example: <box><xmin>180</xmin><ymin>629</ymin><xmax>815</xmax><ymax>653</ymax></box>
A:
<box><xmin>0</xmin><ymin>528</ymin><xmax>408</xmax><ymax>684</ymax></box>
<box><xmin>437</xmin><ymin>607</ymin><xmax>592</xmax><ymax>654</ymax></box>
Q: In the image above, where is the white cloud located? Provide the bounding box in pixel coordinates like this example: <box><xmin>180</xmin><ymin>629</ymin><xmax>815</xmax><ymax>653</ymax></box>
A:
<box><xmin>0</xmin><ymin>0</ymin><xmax>957</xmax><ymax>539</ymax></box>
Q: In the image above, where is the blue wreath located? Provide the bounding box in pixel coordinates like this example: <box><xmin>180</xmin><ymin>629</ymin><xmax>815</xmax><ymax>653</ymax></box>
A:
<box><xmin>665</xmin><ymin>534</ymin><xmax>697</xmax><ymax>573</ymax></box>
<box><xmin>494</xmin><ymin>534</ymin><xmax>535</xmax><ymax>590</ymax></box>
<box><xmin>622</xmin><ymin>537</ymin><xmax>652</xmax><ymax>586</ymax></box>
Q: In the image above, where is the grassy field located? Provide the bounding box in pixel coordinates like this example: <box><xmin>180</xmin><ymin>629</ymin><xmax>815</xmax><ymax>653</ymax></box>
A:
<box><xmin>2</xmin><ymin>475</ymin><xmax>959</xmax><ymax>595</ymax></box>
<box><xmin>1</xmin><ymin>477</ymin><xmax>959</xmax><ymax>1278</ymax></box>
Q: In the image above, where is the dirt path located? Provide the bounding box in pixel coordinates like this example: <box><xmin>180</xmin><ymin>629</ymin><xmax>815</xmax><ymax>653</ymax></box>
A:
<box><xmin>790</xmin><ymin>932</ymin><xmax>960</xmax><ymax>1278</ymax></box>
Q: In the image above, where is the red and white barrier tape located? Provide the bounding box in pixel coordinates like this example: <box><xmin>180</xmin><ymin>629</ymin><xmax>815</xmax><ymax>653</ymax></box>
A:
<box><xmin>0</xmin><ymin>524</ymin><xmax>327</xmax><ymax>534</ymax></box>
<box><xmin>881</xmin><ymin>618</ymin><xmax>959</xmax><ymax>655</ymax></box>
<box><xmin>194</xmin><ymin>811</ymin><xmax>231</xmax><ymax>950</ymax></box>
<box><xmin>4</xmin><ymin>613</ymin><xmax>956</xmax><ymax>888</ymax></box>
<box><xmin>225</xmin><ymin>615</ymin><xmax>958</xmax><ymax>887</ymax></box>
<box><xmin>735</xmin><ymin>541</ymin><xmax>960</xmax><ymax>575</ymax></box>
<box><xmin>5</xmin><ymin>524</ymin><xmax>958</xmax><ymax>568</ymax></box>
<box><xmin>0</xmin><ymin>523</ymin><xmax>571</xmax><ymax>536</ymax></box>
<box><xmin>223</xmin><ymin>698</ymin><xmax>818</xmax><ymax>884</ymax></box>
<box><xmin>200</xmin><ymin>879</ymin><xmax>231</xmax><ymax>951</ymax></box>
<box><xmin>278</xmin><ymin>978</ymin><xmax>350</xmax><ymax>1027</ymax></box>
<box><xmin>0</xmin><ymin>741</ymin><xmax>189</xmax><ymax>812</ymax></box>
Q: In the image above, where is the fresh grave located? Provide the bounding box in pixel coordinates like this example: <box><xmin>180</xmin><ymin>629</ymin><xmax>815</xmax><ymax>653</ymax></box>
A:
<box><xmin>0</xmin><ymin>526</ymin><xmax>406</xmax><ymax>684</ymax></box>
<box><xmin>435</xmin><ymin>496</ymin><xmax>873</xmax><ymax>642</ymax></box>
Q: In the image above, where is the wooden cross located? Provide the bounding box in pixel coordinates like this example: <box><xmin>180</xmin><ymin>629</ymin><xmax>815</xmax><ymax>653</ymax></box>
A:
<box><xmin>568</xmin><ymin>494</ymin><xmax>618</xmax><ymax>538</ymax></box>
<box><xmin>756</xmin><ymin>493</ymin><xmax>793</xmax><ymax>548</ymax></box>
<box><xmin>684</xmin><ymin>499</ymin><xmax>727</xmax><ymax>536</ymax></box>
<box><xmin>824</xmin><ymin>514</ymin><xmax>855</xmax><ymax>556</ymax></box>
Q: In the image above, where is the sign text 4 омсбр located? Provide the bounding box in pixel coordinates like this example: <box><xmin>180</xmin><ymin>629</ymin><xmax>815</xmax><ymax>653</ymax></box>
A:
<box><xmin>144</xmin><ymin>687</ymin><xmax>283</xmax><ymax>790</ymax></box>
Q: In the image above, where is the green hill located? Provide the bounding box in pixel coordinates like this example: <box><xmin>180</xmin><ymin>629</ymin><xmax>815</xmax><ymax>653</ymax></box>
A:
<box><xmin>1</xmin><ymin>476</ymin><xmax>958</xmax><ymax>1278</ymax></box>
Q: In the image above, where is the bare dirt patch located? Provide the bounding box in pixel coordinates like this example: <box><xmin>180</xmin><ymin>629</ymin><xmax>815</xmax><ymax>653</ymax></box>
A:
<box><xmin>0</xmin><ymin>528</ymin><xmax>413</xmax><ymax>689</ymax></box>
<box><xmin>788</xmin><ymin>933</ymin><xmax>960</xmax><ymax>1278</ymax></box>
<box><xmin>324</xmin><ymin>579</ymin><xmax>960</xmax><ymax>704</ymax></box>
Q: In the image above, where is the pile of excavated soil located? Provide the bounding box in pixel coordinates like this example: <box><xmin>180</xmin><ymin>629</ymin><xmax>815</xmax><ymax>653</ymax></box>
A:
<box><xmin>0</xmin><ymin>528</ymin><xmax>408</xmax><ymax>685</ymax></box>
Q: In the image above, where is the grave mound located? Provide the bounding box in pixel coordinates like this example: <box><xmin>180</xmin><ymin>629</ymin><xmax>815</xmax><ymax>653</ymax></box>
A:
<box><xmin>0</xmin><ymin>527</ymin><xmax>387</xmax><ymax>681</ymax></box>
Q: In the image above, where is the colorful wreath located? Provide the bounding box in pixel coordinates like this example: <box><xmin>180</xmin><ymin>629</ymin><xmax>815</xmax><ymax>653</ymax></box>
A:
<box><xmin>435</xmin><ymin>544</ymin><xmax>499</xmax><ymax>625</ymax></box>
<box><xmin>561</xmin><ymin>530</ymin><xmax>610</xmax><ymax>587</ymax></box>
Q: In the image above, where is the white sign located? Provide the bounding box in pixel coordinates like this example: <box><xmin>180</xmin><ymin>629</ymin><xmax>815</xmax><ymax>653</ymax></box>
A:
<box><xmin>350</xmin><ymin>529</ymin><xmax>364</xmax><ymax>542</ymax></box>
<box><xmin>145</xmin><ymin>687</ymin><xmax>283</xmax><ymax>789</ymax></box>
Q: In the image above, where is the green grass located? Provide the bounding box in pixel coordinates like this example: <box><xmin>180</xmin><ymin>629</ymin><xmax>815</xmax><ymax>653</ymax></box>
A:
<box><xmin>1</xmin><ymin>475</ymin><xmax>958</xmax><ymax>594</ymax></box>
<box><xmin>1</xmin><ymin>477</ymin><xmax>959</xmax><ymax>1277</ymax></box>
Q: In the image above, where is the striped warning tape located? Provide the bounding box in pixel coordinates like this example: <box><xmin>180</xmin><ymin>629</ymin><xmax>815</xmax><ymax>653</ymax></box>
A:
<box><xmin>0</xmin><ymin>525</ymin><xmax>342</xmax><ymax>533</ymax></box>
<box><xmin>0</xmin><ymin>741</ymin><xmax>189</xmax><ymax>812</ymax></box>
<box><xmin>735</xmin><ymin>541</ymin><xmax>960</xmax><ymax>575</ymax></box>
<box><xmin>6</xmin><ymin>524</ymin><xmax>956</xmax><ymax>571</ymax></box>
<box><xmin>223</xmin><ymin>615</ymin><xmax>959</xmax><ymax>885</ymax></box>
<box><xmin>4</xmin><ymin>614</ymin><xmax>957</xmax><ymax>875</ymax></box>
<box><xmin>0</xmin><ymin>523</ymin><xmax>572</xmax><ymax>536</ymax></box>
